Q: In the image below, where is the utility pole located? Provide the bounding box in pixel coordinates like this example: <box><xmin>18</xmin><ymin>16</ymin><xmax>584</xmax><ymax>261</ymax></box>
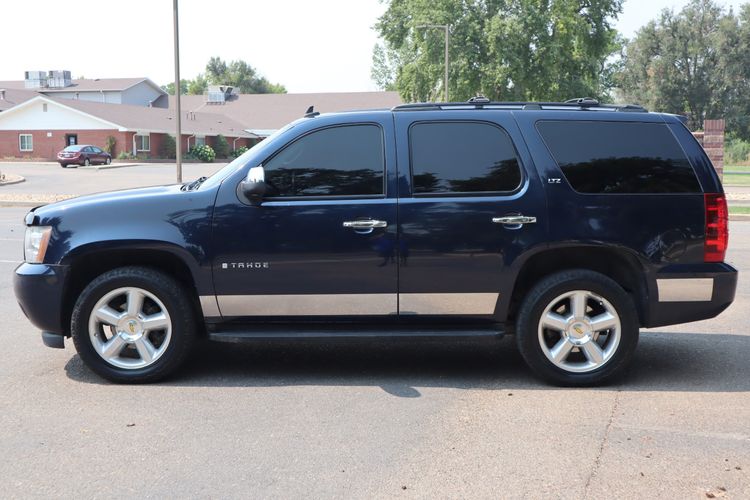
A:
<box><xmin>173</xmin><ymin>0</ymin><xmax>182</xmax><ymax>183</ymax></box>
<box><xmin>417</xmin><ymin>24</ymin><xmax>449</xmax><ymax>102</ymax></box>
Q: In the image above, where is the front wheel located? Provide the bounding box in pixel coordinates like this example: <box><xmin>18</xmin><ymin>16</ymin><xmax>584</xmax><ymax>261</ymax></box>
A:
<box><xmin>71</xmin><ymin>266</ymin><xmax>197</xmax><ymax>383</ymax></box>
<box><xmin>515</xmin><ymin>269</ymin><xmax>639</xmax><ymax>386</ymax></box>
<box><xmin>105</xmin><ymin>157</ymin><xmax>111</xmax><ymax>165</ymax></box>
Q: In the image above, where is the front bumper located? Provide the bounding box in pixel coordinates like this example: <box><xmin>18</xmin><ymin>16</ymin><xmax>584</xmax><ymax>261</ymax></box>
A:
<box><xmin>644</xmin><ymin>262</ymin><xmax>738</xmax><ymax>328</ymax></box>
<box><xmin>14</xmin><ymin>263</ymin><xmax>70</xmax><ymax>335</ymax></box>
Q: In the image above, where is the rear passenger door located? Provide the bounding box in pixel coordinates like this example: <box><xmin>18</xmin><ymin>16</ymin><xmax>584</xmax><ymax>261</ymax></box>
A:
<box><xmin>394</xmin><ymin>112</ymin><xmax>548</xmax><ymax>323</ymax></box>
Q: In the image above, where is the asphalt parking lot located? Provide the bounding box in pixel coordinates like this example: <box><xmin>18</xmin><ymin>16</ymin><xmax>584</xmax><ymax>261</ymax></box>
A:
<box><xmin>0</xmin><ymin>165</ymin><xmax>748</xmax><ymax>498</ymax></box>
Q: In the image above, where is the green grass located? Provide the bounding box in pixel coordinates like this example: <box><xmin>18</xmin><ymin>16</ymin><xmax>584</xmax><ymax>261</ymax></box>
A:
<box><xmin>729</xmin><ymin>206</ymin><xmax>750</xmax><ymax>215</ymax></box>
<box><xmin>725</xmin><ymin>165</ymin><xmax>750</xmax><ymax>173</ymax></box>
<box><xmin>722</xmin><ymin>173</ymin><xmax>750</xmax><ymax>186</ymax></box>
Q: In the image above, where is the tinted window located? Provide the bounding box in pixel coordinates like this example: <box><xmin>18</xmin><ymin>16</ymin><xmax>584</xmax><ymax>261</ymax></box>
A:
<box><xmin>537</xmin><ymin>121</ymin><xmax>700</xmax><ymax>193</ymax></box>
<box><xmin>92</xmin><ymin>147</ymin><xmax>102</xmax><ymax>153</ymax></box>
<box><xmin>63</xmin><ymin>145</ymin><xmax>83</xmax><ymax>152</ymax></box>
<box><xmin>410</xmin><ymin>122</ymin><xmax>522</xmax><ymax>194</ymax></box>
<box><xmin>264</xmin><ymin>125</ymin><xmax>384</xmax><ymax>197</ymax></box>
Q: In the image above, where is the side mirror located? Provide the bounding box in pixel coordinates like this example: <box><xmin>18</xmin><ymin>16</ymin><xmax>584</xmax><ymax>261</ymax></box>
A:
<box><xmin>239</xmin><ymin>165</ymin><xmax>267</xmax><ymax>206</ymax></box>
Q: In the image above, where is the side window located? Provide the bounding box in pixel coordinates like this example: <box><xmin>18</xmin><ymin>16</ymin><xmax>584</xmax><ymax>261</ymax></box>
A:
<box><xmin>410</xmin><ymin>121</ymin><xmax>522</xmax><ymax>194</ymax></box>
<box><xmin>537</xmin><ymin>121</ymin><xmax>701</xmax><ymax>194</ymax></box>
<box><xmin>264</xmin><ymin>124</ymin><xmax>384</xmax><ymax>197</ymax></box>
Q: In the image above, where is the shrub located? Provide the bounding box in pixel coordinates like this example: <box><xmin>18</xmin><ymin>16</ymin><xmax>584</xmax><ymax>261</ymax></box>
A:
<box><xmin>104</xmin><ymin>136</ymin><xmax>117</xmax><ymax>156</ymax></box>
<box><xmin>159</xmin><ymin>135</ymin><xmax>177</xmax><ymax>159</ymax></box>
<box><xmin>191</xmin><ymin>144</ymin><xmax>215</xmax><ymax>162</ymax></box>
<box><xmin>117</xmin><ymin>151</ymin><xmax>135</xmax><ymax>160</ymax></box>
<box><xmin>231</xmin><ymin>146</ymin><xmax>249</xmax><ymax>158</ymax></box>
<box><xmin>726</xmin><ymin>138</ymin><xmax>750</xmax><ymax>165</ymax></box>
<box><xmin>213</xmin><ymin>134</ymin><xmax>229</xmax><ymax>158</ymax></box>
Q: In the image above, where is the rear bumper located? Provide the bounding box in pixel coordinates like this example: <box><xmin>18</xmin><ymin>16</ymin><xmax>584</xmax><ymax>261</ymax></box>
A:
<box><xmin>644</xmin><ymin>263</ymin><xmax>738</xmax><ymax>328</ymax></box>
<box><xmin>14</xmin><ymin>263</ymin><xmax>69</xmax><ymax>335</ymax></box>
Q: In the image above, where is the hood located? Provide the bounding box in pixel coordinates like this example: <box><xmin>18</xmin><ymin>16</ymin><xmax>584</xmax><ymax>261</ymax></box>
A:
<box><xmin>32</xmin><ymin>184</ymin><xmax>184</xmax><ymax>221</ymax></box>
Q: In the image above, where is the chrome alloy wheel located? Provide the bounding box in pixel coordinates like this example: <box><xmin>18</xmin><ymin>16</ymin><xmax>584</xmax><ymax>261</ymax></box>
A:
<box><xmin>88</xmin><ymin>287</ymin><xmax>172</xmax><ymax>369</ymax></box>
<box><xmin>537</xmin><ymin>290</ymin><xmax>621</xmax><ymax>373</ymax></box>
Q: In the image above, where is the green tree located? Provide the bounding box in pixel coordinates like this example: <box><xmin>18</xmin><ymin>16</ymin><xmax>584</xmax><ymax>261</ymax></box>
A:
<box><xmin>213</xmin><ymin>134</ymin><xmax>229</xmax><ymax>158</ymax></box>
<box><xmin>373</xmin><ymin>0</ymin><xmax>623</xmax><ymax>102</ymax></box>
<box><xmin>205</xmin><ymin>56</ymin><xmax>286</xmax><ymax>93</ymax></box>
<box><xmin>161</xmin><ymin>79</ymin><xmax>191</xmax><ymax>95</ymax></box>
<box><xmin>161</xmin><ymin>57</ymin><xmax>285</xmax><ymax>96</ymax></box>
<box><xmin>159</xmin><ymin>135</ymin><xmax>177</xmax><ymax>159</ymax></box>
<box><xmin>617</xmin><ymin>0</ymin><xmax>750</xmax><ymax>135</ymax></box>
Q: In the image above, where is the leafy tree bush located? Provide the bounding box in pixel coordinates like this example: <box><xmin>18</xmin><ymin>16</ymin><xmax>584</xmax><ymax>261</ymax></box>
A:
<box><xmin>373</xmin><ymin>0</ymin><xmax>623</xmax><ymax>102</ymax></box>
<box><xmin>231</xmin><ymin>146</ymin><xmax>249</xmax><ymax>158</ymax></box>
<box><xmin>159</xmin><ymin>135</ymin><xmax>177</xmax><ymax>159</ymax></box>
<box><xmin>213</xmin><ymin>135</ymin><xmax>229</xmax><ymax>158</ymax></box>
<box><xmin>726</xmin><ymin>138</ymin><xmax>750</xmax><ymax>165</ymax></box>
<box><xmin>104</xmin><ymin>136</ymin><xmax>117</xmax><ymax>156</ymax></box>
<box><xmin>191</xmin><ymin>144</ymin><xmax>215</xmax><ymax>163</ymax></box>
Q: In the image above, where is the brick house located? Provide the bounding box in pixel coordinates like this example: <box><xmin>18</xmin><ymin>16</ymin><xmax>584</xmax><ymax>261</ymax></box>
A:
<box><xmin>0</xmin><ymin>95</ymin><xmax>253</xmax><ymax>160</ymax></box>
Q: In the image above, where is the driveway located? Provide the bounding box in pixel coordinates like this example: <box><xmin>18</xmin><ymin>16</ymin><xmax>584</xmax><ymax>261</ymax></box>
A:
<box><xmin>0</xmin><ymin>167</ymin><xmax>748</xmax><ymax>498</ymax></box>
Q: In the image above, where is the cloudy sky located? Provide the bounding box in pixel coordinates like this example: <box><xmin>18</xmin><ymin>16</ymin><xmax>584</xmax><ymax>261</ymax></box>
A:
<box><xmin>0</xmin><ymin>0</ymin><xmax>745</xmax><ymax>93</ymax></box>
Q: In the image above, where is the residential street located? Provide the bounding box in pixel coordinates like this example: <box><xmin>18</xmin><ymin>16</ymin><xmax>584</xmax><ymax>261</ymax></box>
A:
<box><xmin>0</xmin><ymin>167</ymin><xmax>748</xmax><ymax>498</ymax></box>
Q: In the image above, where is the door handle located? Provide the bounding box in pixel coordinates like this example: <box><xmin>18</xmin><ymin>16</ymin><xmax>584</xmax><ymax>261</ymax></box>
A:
<box><xmin>492</xmin><ymin>215</ymin><xmax>537</xmax><ymax>225</ymax></box>
<box><xmin>342</xmin><ymin>219</ymin><xmax>388</xmax><ymax>229</ymax></box>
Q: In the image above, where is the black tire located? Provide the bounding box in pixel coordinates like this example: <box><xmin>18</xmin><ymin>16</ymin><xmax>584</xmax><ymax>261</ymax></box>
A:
<box><xmin>59</xmin><ymin>163</ymin><xmax>67</xmax><ymax>168</ymax></box>
<box><xmin>515</xmin><ymin>269</ymin><xmax>639</xmax><ymax>386</ymax></box>
<box><xmin>83</xmin><ymin>158</ymin><xmax>90</xmax><ymax>166</ymax></box>
<box><xmin>71</xmin><ymin>266</ymin><xmax>197</xmax><ymax>383</ymax></box>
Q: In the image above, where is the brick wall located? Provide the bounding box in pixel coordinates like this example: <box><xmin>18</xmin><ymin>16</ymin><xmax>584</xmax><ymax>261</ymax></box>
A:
<box><xmin>692</xmin><ymin>119</ymin><xmax>724</xmax><ymax>179</ymax></box>
<box><xmin>0</xmin><ymin>130</ymin><xmax>129</xmax><ymax>160</ymax></box>
<box><xmin>0</xmin><ymin>129</ymin><xmax>253</xmax><ymax>161</ymax></box>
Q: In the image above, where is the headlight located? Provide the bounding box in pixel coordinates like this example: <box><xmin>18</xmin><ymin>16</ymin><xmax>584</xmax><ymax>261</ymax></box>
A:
<box><xmin>24</xmin><ymin>226</ymin><xmax>52</xmax><ymax>263</ymax></box>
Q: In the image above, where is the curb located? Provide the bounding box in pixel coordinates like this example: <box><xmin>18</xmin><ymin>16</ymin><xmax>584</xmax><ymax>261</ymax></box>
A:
<box><xmin>730</xmin><ymin>213</ymin><xmax>750</xmax><ymax>221</ymax></box>
<box><xmin>0</xmin><ymin>175</ymin><xmax>25</xmax><ymax>186</ymax></box>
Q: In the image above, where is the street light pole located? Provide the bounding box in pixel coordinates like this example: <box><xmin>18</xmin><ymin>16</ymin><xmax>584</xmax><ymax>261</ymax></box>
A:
<box><xmin>173</xmin><ymin>0</ymin><xmax>182</xmax><ymax>183</ymax></box>
<box><xmin>417</xmin><ymin>24</ymin><xmax>449</xmax><ymax>102</ymax></box>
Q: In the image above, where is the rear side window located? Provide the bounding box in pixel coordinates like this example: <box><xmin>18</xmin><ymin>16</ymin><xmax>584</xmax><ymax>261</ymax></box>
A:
<box><xmin>264</xmin><ymin>124</ymin><xmax>384</xmax><ymax>197</ymax></box>
<box><xmin>537</xmin><ymin>121</ymin><xmax>700</xmax><ymax>193</ymax></box>
<box><xmin>410</xmin><ymin>122</ymin><xmax>522</xmax><ymax>194</ymax></box>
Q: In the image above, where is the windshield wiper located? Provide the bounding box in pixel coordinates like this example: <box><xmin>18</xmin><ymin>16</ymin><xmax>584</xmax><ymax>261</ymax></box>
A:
<box><xmin>182</xmin><ymin>176</ymin><xmax>208</xmax><ymax>191</ymax></box>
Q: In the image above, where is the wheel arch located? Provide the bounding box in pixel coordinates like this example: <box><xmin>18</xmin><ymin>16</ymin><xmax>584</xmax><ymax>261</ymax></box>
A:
<box><xmin>60</xmin><ymin>241</ymin><xmax>206</xmax><ymax>336</ymax></box>
<box><xmin>505</xmin><ymin>244</ymin><xmax>650</xmax><ymax>326</ymax></box>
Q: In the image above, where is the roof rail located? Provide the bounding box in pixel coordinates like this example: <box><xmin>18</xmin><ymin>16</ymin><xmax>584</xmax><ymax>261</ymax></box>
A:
<box><xmin>392</xmin><ymin>97</ymin><xmax>647</xmax><ymax>113</ymax></box>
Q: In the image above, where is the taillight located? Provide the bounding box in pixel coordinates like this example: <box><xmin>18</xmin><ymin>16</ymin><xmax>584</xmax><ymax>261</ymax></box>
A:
<box><xmin>704</xmin><ymin>193</ymin><xmax>728</xmax><ymax>262</ymax></box>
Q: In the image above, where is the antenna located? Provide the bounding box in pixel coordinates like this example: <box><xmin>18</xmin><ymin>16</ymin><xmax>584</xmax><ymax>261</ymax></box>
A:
<box><xmin>304</xmin><ymin>106</ymin><xmax>320</xmax><ymax>118</ymax></box>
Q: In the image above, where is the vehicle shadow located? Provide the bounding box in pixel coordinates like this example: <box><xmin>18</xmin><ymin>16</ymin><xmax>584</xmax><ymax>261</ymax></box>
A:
<box><xmin>64</xmin><ymin>331</ymin><xmax>750</xmax><ymax>395</ymax></box>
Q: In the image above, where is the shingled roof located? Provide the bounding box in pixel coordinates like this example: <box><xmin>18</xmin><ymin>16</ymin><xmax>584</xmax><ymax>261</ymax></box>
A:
<box><xmin>169</xmin><ymin>91</ymin><xmax>403</xmax><ymax>130</ymax></box>
<box><xmin>0</xmin><ymin>77</ymin><xmax>163</xmax><ymax>93</ymax></box>
<box><xmin>0</xmin><ymin>87</ymin><xmax>38</xmax><ymax>111</ymax></box>
<box><xmin>52</xmin><ymin>97</ymin><xmax>251</xmax><ymax>137</ymax></box>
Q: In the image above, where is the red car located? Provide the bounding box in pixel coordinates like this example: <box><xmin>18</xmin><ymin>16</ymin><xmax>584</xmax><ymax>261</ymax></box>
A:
<box><xmin>57</xmin><ymin>145</ymin><xmax>112</xmax><ymax>168</ymax></box>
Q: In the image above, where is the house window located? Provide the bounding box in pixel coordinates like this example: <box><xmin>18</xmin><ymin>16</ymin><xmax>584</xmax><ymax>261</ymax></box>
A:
<box><xmin>195</xmin><ymin>135</ymin><xmax>206</xmax><ymax>147</ymax></box>
<box><xmin>19</xmin><ymin>134</ymin><xmax>33</xmax><ymax>152</ymax></box>
<box><xmin>136</xmin><ymin>134</ymin><xmax>150</xmax><ymax>152</ymax></box>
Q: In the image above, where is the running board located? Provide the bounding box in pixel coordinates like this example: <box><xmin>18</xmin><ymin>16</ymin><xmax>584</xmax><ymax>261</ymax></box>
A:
<box><xmin>208</xmin><ymin>327</ymin><xmax>503</xmax><ymax>343</ymax></box>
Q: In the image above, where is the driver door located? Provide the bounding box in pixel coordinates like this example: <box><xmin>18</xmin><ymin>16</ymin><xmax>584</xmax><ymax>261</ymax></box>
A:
<box><xmin>210</xmin><ymin>117</ymin><xmax>399</xmax><ymax>320</ymax></box>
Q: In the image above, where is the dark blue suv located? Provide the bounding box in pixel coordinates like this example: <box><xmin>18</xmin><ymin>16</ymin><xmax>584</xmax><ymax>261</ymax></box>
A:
<box><xmin>13</xmin><ymin>98</ymin><xmax>738</xmax><ymax>385</ymax></box>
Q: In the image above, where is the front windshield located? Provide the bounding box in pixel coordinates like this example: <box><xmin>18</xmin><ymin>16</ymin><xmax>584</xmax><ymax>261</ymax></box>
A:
<box><xmin>199</xmin><ymin>123</ymin><xmax>296</xmax><ymax>190</ymax></box>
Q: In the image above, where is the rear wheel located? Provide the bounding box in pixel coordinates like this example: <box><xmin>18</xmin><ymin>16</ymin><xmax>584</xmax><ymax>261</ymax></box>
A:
<box><xmin>83</xmin><ymin>158</ymin><xmax>90</xmax><ymax>166</ymax></box>
<box><xmin>71</xmin><ymin>267</ymin><xmax>196</xmax><ymax>383</ymax></box>
<box><xmin>105</xmin><ymin>156</ymin><xmax>111</xmax><ymax>165</ymax></box>
<box><xmin>515</xmin><ymin>269</ymin><xmax>639</xmax><ymax>386</ymax></box>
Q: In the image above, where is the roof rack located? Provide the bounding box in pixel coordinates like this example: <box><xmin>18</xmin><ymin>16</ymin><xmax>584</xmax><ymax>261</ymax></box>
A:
<box><xmin>392</xmin><ymin>96</ymin><xmax>647</xmax><ymax>113</ymax></box>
